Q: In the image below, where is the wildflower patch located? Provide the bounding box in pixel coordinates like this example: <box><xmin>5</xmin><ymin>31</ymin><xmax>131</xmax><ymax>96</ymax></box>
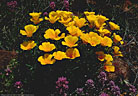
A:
<box><xmin>20</xmin><ymin>10</ymin><xmax>124</xmax><ymax>72</ymax></box>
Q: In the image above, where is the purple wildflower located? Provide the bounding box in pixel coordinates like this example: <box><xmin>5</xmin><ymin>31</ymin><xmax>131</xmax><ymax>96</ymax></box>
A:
<box><xmin>76</xmin><ymin>88</ymin><xmax>83</xmax><ymax>94</ymax></box>
<box><xmin>85</xmin><ymin>79</ymin><xmax>95</xmax><ymax>89</ymax></box>
<box><xmin>111</xmin><ymin>85</ymin><xmax>120</xmax><ymax>96</ymax></box>
<box><xmin>63</xmin><ymin>0</ymin><xmax>69</xmax><ymax>8</ymax></box>
<box><xmin>5</xmin><ymin>67</ymin><xmax>12</xmax><ymax>76</ymax></box>
<box><xmin>128</xmin><ymin>84</ymin><xmax>136</xmax><ymax>93</ymax></box>
<box><xmin>109</xmin><ymin>80</ymin><xmax>115</xmax><ymax>87</ymax></box>
<box><xmin>99</xmin><ymin>93</ymin><xmax>109</xmax><ymax>96</ymax></box>
<box><xmin>98</xmin><ymin>72</ymin><xmax>107</xmax><ymax>84</ymax></box>
<box><xmin>7</xmin><ymin>1</ymin><xmax>17</xmax><ymax>8</ymax></box>
<box><xmin>14</xmin><ymin>81</ymin><xmax>22</xmax><ymax>89</ymax></box>
<box><xmin>43</xmin><ymin>12</ymin><xmax>48</xmax><ymax>16</ymax></box>
<box><xmin>56</xmin><ymin>76</ymin><xmax>69</xmax><ymax>95</ymax></box>
<box><xmin>50</xmin><ymin>2</ymin><xmax>56</xmax><ymax>9</ymax></box>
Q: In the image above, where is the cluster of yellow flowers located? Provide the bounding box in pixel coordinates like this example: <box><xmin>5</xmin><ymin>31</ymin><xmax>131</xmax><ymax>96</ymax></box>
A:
<box><xmin>20</xmin><ymin>10</ymin><xmax>123</xmax><ymax>72</ymax></box>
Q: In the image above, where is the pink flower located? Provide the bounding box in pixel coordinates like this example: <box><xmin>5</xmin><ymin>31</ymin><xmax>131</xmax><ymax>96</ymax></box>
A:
<box><xmin>50</xmin><ymin>2</ymin><xmax>55</xmax><ymax>9</ymax></box>
<box><xmin>7</xmin><ymin>1</ymin><xmax>17</xmax><ymax>8</ymax></box>
<box><xmin>99</xmin><ymin>93</ymin><xmax>109</xmax><ymax>96</ymax></box>
<box><xmin>64</xmin><ymin>0</ymin><xmax>69</xmax><ymax>8</ymax></box>
<box><xmin>14</xmin><ymin>81</ymin><xmax>22</xmax><ymax>88</ymax></box>
<box><xmin>5</xmin><ymin>67</ymin><xmax>12</xmax><ymax>76</ymax></box>
<box><xmin>56</xmin><ymin>76</ymin><xmax>69</xmax><ymax>95</ymax></box>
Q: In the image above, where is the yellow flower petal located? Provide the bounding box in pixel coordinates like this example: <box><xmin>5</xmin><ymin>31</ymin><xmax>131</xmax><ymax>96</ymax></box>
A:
<box><xmin>104</xmin><ymin>65</ymin><xmax>115</xmax><ymax>72</ymax></box>
<box><xmin>113</xmin><ymin>33</ymin><xmax>122</xmax><ymax>43</ymax></box>
<box><xmin>74</xmin><ymin>16</ymin><xmax>86</xmax><ymax>28</ymax></box>
<box><xmin>62</xmin><ymin>35</ymin><xmax>78</xmax><ymax>47</ymax></box>
<box><xmin>38</xmin><ymin>54</ymin><xmax>56</xmax><ymax>65</ymax></box>
<box><xmin>44</xmin><ymin>29</ymin><xmax>64</xmax><ymax>40</ymax></box>
<box><xmin>95</xmin><ymin>51</ymin><xmax>105</xmax><ymax>61</ymax></box>
<box><xmin>66</xmin><ymin>48</ymin><xmax>80</xmax><ymax>59</ymax></box>
<box><xmin>20</xmin><ymin>41</ymin><xmax>36</xmax><ymax>50</ymax></box>
<box><xmin>21</xmin><ymin>24</ymin><xmax>38</xmax><ymax>37</ymax></box>
<box><xmin>66</xmin><ymin>26</ymin><xmax>83</xmax><ymax>36</ymax></box>
<box><xmin>109</xmin><ymin>22</ymin><xmax>120</xmax><ymax>30</ymax></box>
<box><xmin>20</xmin><ymin>30</ymin><xmax>27</xmax><ymax>35</ymax></box>
<box><xmin>39</xmin><ymin>42</ymin><xmax>56</xmax><ymax>52</ymax></box>
<box><xmin>105</xmin><ymin>54</ymin><xmax>113</xmax><ymax>62</ymax></box>
<box><xmin>53</xmin><ymin>51</ymin><xmax>67</xmax><ymax>60</ymax></box>
<box><xmin>101</xmin><ymin>36</ymin><xmax>113</xmax><ymax>47</ymax></box>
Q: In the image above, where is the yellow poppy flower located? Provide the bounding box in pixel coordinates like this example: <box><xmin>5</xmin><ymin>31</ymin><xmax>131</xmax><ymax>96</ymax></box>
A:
<box><xmin>20</xmin><ymin>41</ymin><xmax>36</xmax><ymax>50</ymax></box>
<box><xmin>95</xmin><ymin>15</ymin><xmax>109</xmax><ymax>28</ymax></box>
<box><xmin>86</xmin><ymin>15</ymin><xmax>97</xmax><ymax>25</ymax></box>
<box><xmin>66</xmin><ymin>48</ymin><xmax>80</xmax><ymax>59</ymax></box>
<box><xmin>53</xmin><ymin>51</ymin><xmax>67</xmax><ymax>60</ymax></box>
<box><xmin>74</xmin><ymin>16</ymin><xmax>86</xmax><ymax>28</ymax></box>
<box><xmin>57</xmin><ymin>10</ymin><xmax>72</xmax><ymax>16</ymax></box>
<box><xmin>104</xmin><ymin>61</ymin><xmax>113</xmax><ymax>65</ymax></box>
<box><xmin>109</xmin><ymin>22</ymin><xmax>120</xmax><ymax>30</ymax></box>
<box><xmin>58</xmin><ymin>11</ymin><xmax>72</xmax><ymax>18</ymax></box>
<box><xmin>66</xmin><ymin>26</ymin><xmax>83</xmax><ymax>36</ymax></box>
<box><xmin>120</xmin><ymin>41</ymin><xmax>124</xmax><ymax>45</ymax></box>
<box><xmin>113</xmin><ymin>33</ymin><xmax>122</xmax><ymax>43</ymax></box>
<box><xmin>95</xmin><ymin>51</ymin><xmax>105</xmax><ymax>61</ymax></box>
<box><xmin>88</xmin><ymin>32</ymin><xmax>102</xmax><ymax>46</ymax></box>
<box><xmin>89</xmin><ymin>37</ymin><xmax>101</xmax><ymax>46</ymax></box>
<box><xmin>29</xmin><ymin>12</ymin><xmax>41</xmax><ymax>20</ymax></box>
<box><xmin>84</xmin><ymin>11</ymin><xmax>95</xmax><ymax>16</ymax></box>
<box><xmin>101</xmin><ymin>36</ymin><xmax>113</xmax><ymax>47</ymax></box>
<box><xmin>20</xmin><ymin>24</ymin><xmax>39</xmax><ymax>37</ymax></box>
<box><xmin>45</xmin><ymin>11</ymin><xmax>59</xmax><ymax>24</ymax></box>
<box><xmin>113</xmin><ymin>46</ymin><xmax>123</xmax><ymax>57</ymax></box>
<box><xmin>58</xmin><ymin>11</ymin><xmax>73</xmax><ymax>25</ymax></box>
<box><xmin>59</xmin><ymin>17</ymin><xmax>72</xmax><ymax>25</ymax></box>
<box><xmin>38</xmin><ymin>54</ymin><xmax>56</xmax><ymax>65</ymax></box>
<box><xmin>44</xmin><ymin>29</ymin><xmax>65</xmax><ymax>40</ymax></box>
<box><xmin>30</xmin><ymin>18</ymin><xmax>43</xmax><ymax>24</ymax></box>
<box><xmin>104</xmin><ymin>65</ymin><xmax>115</xmax><ymax>72</ymax></box>
<box><xmin>98</xmin><ymin>28</ymin><xmax>111</xmax><ymax>36</ymax></box>
<box><xmin>97</xmin><ymin>15</ymin><xmax>109</xmax><ymax>23</ymax></box>
<box><xmin>29</xmin><ymin>12</ymin><xmax>43</xmax><ymax>24</ymax></box>
<box><xmin>64</xmin><ymin>21</ymin><xmax>75</xmax><ymax>27</ymax></box>
<box><xmin>80</xmin><ymin>33</ymin><xmax>90</xmax><ymax>44</ymax></box>
<box><xmin>105</xmin><ymin>54</ymin><xmax>113</xmax><ymax>62</ymax></box>
<box><xmin>62</xmin><ymin>35</ymin><xmax>78</xmax><ymax>47</ymax></box>
<box><xmin>39</xmin><ymin>42</ymin><xmax>56</xmax><ymax>52</ymax></box>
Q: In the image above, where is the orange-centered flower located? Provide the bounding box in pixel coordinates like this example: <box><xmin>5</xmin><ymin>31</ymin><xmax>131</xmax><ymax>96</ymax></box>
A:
<box><xmin>113</xmin><ymin>33</ymin><xmax>122</xmax><ymax>43</ymax></box>
<box><xmin>95</xmin><ymin>51</ymin><xmax>105</xmax><ymax>61</ymax></box>
<box><xmin>94</xmin><ymin>15</ymin><xmax>109</xmax><ymax>28</ymax></box>
<box><xmin>39</xmin><ymin>42</ymin><xmax>56</xmax><ymax>52</ymax></box>
<box><xmin>45</xmin><ymin>11</ymin><xmax>59</xmax><ymax>24</ymax></box>
<box><xmin>105</xmin><ymin>54</ymin><xmax>113</xmax><ymax>62</ymax></box>
<box><xmin>104</xmin><ymin>64</ymin><xmax>115</xmax><ymax>72</ymax></box>
<box><xmin>20</xmin><ymin>24</ymin><xmax>39</xmax><ymax>37</ymax></box>
<box><xmin>74</xmin><ymin>16</ymin><xmax>86</xmax><ymax>28</ymax></box>
<box><xmin>44</xmin><ymin>29</ymin><xmax>65</xmax><ymax>40</ymax></box>
<box><xmin>20</xmin><ymin>41</ymin><xmax>36</xmax><ymax>50</ymax></box>
<box><xmin>104</xmin><ymin>60</ymin><xmax>115</xmax><ymax>72</ymax></box>
<box><xmin>38</xmin><ymin>54</ymin><xmax>56</xmax><ymax>65</ymax></box>
<box><xmin>113</xmin><ymin>46</ymin><xmax>123</xmax><ymax>57</ymax></box>
<box><xmin>87</xmin><ymin>32</ymin><xmax>102</xmax><ymax>46</ymax></box>
<box><xmin>53</xmin><ymin>51</ymin><xmax>67</xmax><ymax>60</ymax></box>
<box><xmin>29</xmin><ymin>12</ymin><xmax>43</xmax><ymax>24</ymax></box>
<box><xmin>62</xmin><ymin>35</ymin><xmax>78</xmax><ymax>47</ymax></box>
<box><xmin>101</xmin><ymin>36</ymin><xmax>113</xmax><ymax>47</ymax></box>
<box><xmin>66</xmin><ymin>26</ymin><xmax>83</xmax><ymax>36</ymax></box>
<box><xmin>109</xmin><ymin>22</ymin><xmax>120</xmax><ymax>30</ymax></box>
<box><xmin>66</xmin><ymin>48</ymin><xmax>80</xmax><ymax>59</ymax></box>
